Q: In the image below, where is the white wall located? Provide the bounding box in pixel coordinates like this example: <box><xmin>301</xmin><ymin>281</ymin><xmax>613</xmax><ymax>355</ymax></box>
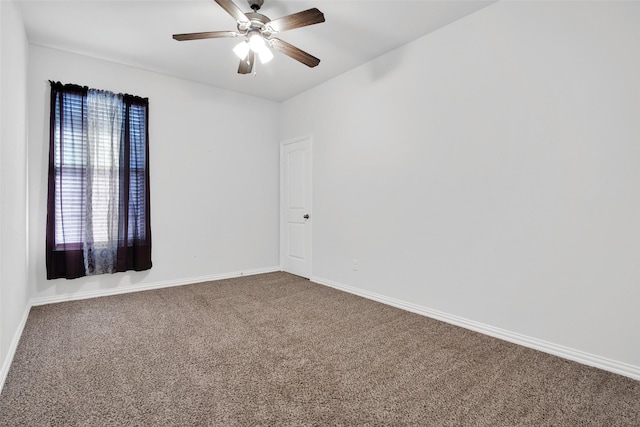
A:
<box><xmin>28</xmin><ymin>46</ymin><xmax>281</xmax><ymax>301</ymax></box>
<box><xmin>280</xmin><ymin>1</ymin><xmax>640</xmax><ymax>372</ymax></box>
<box><xmin>0</xmin><ymin>0</ymin><xmax>30</xmax><ymax>384</ymax></box>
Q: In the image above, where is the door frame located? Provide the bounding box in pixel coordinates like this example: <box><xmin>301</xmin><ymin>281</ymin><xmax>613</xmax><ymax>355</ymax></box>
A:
<box><xmin>280</xmin><ymin>135</ymin><xmax>313</xmax><ymax>278</ymax></box>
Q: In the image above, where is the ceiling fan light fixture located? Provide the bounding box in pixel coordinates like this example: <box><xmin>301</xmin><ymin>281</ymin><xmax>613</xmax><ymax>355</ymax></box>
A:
<box><xmin>233</xmin><ymin>40</ymin><xmax>250</xmax><ymax>59</ymax></box>
<box><xmin>249</xmin><ymin>32</ymin><xmax>266</xmax><ymax>52</ymax></box>
<box><xmin>258</xmin><ymin>46</ymin><xmax>274</xmax><ymax>64</ymax></box>
<box><xmin>173</xmin><ymin>0</ymin><xmax>325</xmax><ymax>74</ymax></box>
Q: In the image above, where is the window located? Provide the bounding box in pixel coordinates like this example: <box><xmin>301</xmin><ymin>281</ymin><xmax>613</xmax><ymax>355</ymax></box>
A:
<box><xmin>46</xmin><ymin>82</ymin><xmax>152</xmax><ymax>279</ymax></box>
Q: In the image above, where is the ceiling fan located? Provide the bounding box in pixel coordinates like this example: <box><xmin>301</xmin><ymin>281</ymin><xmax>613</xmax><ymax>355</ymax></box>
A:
<box><xmin>173</xmin><ymin>0</ymin><xmax>325</xmax><ymax>74</ymax></box>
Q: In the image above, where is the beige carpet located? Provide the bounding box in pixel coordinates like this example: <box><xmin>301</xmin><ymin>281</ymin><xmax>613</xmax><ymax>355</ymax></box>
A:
<box><xmin>1</xmin><ymin>272</ymin><xmax>638</xmax><ymax>425</ymax></box>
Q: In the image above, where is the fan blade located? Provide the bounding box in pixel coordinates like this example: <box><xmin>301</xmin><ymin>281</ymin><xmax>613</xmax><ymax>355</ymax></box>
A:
<box><xmin>215</xmin><ymin>0</ymin><xmax>249</xmax><ymax>24</ymax></box>
<box><xmin>267</xmin><ymin>8</ymin><xmax>325</xmax><ymax>33</ymax></box>
<box><xmin>173</xmin><ymin>31</ymin><xmax>237</xmax><ymax>41</ymax></box>
<box><xmin>271</xmin><ymin>38</ymin><xmax>320</xmax><ymax>68</ymax></box>
<box><xmin>238</xmin><ymin>50</ymin><xmax>255</xmax><ymax>74</ymax></box>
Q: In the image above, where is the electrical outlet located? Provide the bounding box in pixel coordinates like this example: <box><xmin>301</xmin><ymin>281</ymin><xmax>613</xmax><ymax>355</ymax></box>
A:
<box><xmin>352</xmin><ymin>259</ymin><xmax>358</xmax><ymax>271</ymax></box>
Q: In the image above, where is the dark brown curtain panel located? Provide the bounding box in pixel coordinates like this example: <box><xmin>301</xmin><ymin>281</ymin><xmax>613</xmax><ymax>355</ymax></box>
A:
<box><xmin>46</xmin><ymin>81</ymin><xmax>152</xmax><ymax>279</ymax></box>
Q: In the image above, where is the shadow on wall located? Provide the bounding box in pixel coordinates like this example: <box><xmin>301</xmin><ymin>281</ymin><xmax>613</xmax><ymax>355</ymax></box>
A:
<box><xmin>367</xmin><ymin>45</ymin><xmax>407</xmax><ymax>82</ymax></box>
<box><xmin>37</xmin><ymin>269</ymin><xmax>153</xmax><ymax>299</ymax></box>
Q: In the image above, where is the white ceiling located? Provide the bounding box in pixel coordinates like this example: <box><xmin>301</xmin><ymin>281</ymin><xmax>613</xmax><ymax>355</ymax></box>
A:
<box><xmin>17</xmin><ymin>0</ymin><xmax>494</xmax><ymax>102</ymax></box>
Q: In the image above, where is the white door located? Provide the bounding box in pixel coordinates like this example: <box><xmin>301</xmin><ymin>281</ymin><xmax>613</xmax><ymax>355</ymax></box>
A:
<box><xmin>281</xmin><ymin>137</ymin><xmax>312</xmax><ymax>278</ymax></box>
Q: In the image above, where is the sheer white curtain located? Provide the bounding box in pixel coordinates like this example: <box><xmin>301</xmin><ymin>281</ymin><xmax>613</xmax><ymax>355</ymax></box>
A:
<box><xmin>84</xmin><ymin>89</ymin><xmax>123</xmax><ymax>275</ymax></box>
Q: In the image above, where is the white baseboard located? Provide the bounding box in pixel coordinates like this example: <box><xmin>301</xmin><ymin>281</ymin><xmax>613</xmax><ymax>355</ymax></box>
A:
<box><xmin>0</xmin><ymin>303</ymin><xmax>31</xmax><ymax>392</ymax></box>
<box><xmin>30</xmin><ymin>266</ymin><xmax>281</xmax><ymax>307</ymax></box>
<box><xmin>311</xmin><ymin>275</ymin><xmax>640</xmax><ymax>381</ymax></box>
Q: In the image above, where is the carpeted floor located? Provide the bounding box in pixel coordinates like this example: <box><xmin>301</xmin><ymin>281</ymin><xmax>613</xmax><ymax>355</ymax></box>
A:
<box><xmin>1</xmin><ymin>272</ymin><xmax>639</xmax><ymax>425</ymax></box>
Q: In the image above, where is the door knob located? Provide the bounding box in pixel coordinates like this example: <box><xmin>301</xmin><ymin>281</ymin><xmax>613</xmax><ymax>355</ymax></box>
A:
<box><xmin>303</xmin><ymin>214</ymin><xmax>310</xmax><ymax>219</ymax></box>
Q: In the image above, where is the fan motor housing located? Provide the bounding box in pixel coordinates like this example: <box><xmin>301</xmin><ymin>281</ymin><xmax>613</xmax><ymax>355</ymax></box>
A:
<box><xmin>239</xmin><ymin>12</ymin><xmax>271</xmax><ymax>34</ymax></box>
